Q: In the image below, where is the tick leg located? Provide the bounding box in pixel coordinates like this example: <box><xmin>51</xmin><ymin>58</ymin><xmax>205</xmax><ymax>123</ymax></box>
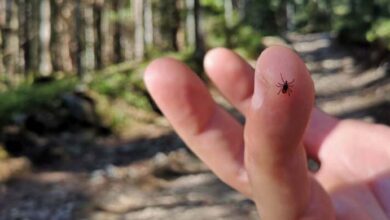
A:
<box><xmin>288</xmin><ymin>89</ymin><xmax>292</xmax><ymax>96</ymax></box>
<box><xmin>277</xmin><ymin>89</ymin><xmax>282</xmax><ymax>95</ymax></box>
<box><xmin>280</xmin><ymin>73</ymin><xmax>285</xmax><ymax>82</ymax></box>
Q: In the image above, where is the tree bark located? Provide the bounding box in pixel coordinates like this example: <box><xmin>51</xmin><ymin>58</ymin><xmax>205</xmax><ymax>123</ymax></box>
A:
<box><xmin>29</xmin><ymin>0</ymin><xmax>40</xmax><ymax>73</ymax></box>
<box><xmin>4</xmin><ymin>0</ymin><xmax>20</xmax><ymax>79</ymax></box>
<box><xmin>144</xmin><ymin>0</ymin><xmax>153</xmax><ymax>48</ymax></box>
<box><xmin>52</xmin><ymin>0</ymin><xmax>73</xmax><ymax>73</ymax></box>
<box><xmin>171</xmin><ymin>0</ymin><xmax>180</xmax><ymax>51</ymax></box>
<box><xmin>0</xmin><ymin>0</ymin><xmax>5</xmax><ymax>75</ymax></box>
<box><xmin>101</xmin><ymin>0</ymin><xmax>114</xmax><ymax>66</ymax></box>
<box><xmin>0</xmin><ymin>0</ymin><xmax>5</xmax><ymax>26</ymax></box>
<box><xmin>112</xmin><ymin>0</ymin><xmax>123</xmax><ymax>63</ymax></box>
<box><xmin>186</xmin><ymin>0</ymin><xmax>202</xmax><ymax>54</ymax></box>
<box><xmin>286</xmin><ymin>1</ymin><xmax>295</xmax><ymax>31</ymax></box>
<box><xmin>175</xmin><ymin>0</ymin><xmax>186</xmax><ymax>51</ymax></box>
<box><xmin>39</xmin><ymin>0</ymin><xmax>52</xmax><ymax>75</ymax></box>
<box><xmin>94</xmin><ymin>0</ymin><xmax>104</xmax><ymax>69</ymax></box>
<box><xmin>185</xmin><ymin>0</ymin><xmax>195</xmax><ymax>47</ymax></box>
<box><xmin>193</xmin><ymin>0</ymin><xmax>203</xmax><ymax>57</ymax></box>
<box><xmin>121</xmin><ymin>1</ymin><xmax>133</xmax><ymax>61</ymax></box>
<box><xmin>19</xmin><ymin>0</ymin><xmax>29</xmax><ymax>74</ymax></box>
<box><xmin>134</xmin><ymin>0</ymin><xmax>144</xmax><ymax>61</ymax></box>
<box><xmin>155</xmin><ymin>0</ymin><xmax>179</xmax><ymax>51</ymax></box>
<box><xmin>238</xmin><ymin>0</ymin><xmax>247</xmax><ymax>21</ymax></box>
<box><xmin>84</xmin><ymin>2</ymin><xmax>95</xmax><ymax>71</ymax></box>
<box><xmin>75</xmin><ymin>0</ymin><xmax>84</xmax><ymax>77</ymax></box>
<box><xmin>224</xmin><ymin>0</ymin><xmax>234</xmax><ymax>28</ymax></box>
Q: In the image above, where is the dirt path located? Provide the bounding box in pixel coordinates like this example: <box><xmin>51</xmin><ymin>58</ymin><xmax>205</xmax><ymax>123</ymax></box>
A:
<box><xmin>289</xmin><ymin>33</ymin><xmax>390</xmax><ymax>124</ymax></box>
<box><xmin>0</xmin><ymin>33</ymin><xmax>389</xmax><ymax>220</ymax></box>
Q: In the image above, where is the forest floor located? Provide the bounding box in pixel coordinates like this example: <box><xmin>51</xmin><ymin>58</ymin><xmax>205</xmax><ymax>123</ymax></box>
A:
<box><xmin>0</xmin><ymin>33</ymin><xmax>389</xmax><ymax>220</ymax></box>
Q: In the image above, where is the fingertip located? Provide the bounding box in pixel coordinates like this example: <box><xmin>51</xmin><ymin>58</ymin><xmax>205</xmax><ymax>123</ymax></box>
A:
<box><xmin>144</xmin><ymin>56</ymin><xmax>215</xmax><ymax>134</ymax></box>
<box><xmin>204</xmin><ymin>47</ymin><xmax>255</xmax><ymax>113</ymax></box>
<box><xmin>256</xmin><ymin>46</ymin><xmax>314</xmax><ymax>99</ymax></box>
<box><xmin>247</xmin><ymin>45</ymin><xmax>315</xmax><ymax>155</ymax></box>
<box><xmin>257</xmin><ymin>46</ymin><xmax>312</xmax><ymax>83</ymax></box>
<box><xmin>253</xmin><ymin>45</ymin><xmax>314</xmax><ymax>129</ymax></box>
<box><xmin>144</xmin><ymin>57</ymin><xmax>183</xmax><ymax>89</ymax></box>
<box><xmin>204</xmin><ymin>47</ymin><xmax>230</xmax><ymax>72</ymax></box>
<box><xmin>204</xmin><ymin>47</ymin><xmax>253</xmax><ymax>74</ymax></box>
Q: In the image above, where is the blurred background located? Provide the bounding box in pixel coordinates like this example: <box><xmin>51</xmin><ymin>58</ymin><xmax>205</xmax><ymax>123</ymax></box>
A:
<box><xmin>0</xmin><ymin>0</ymin><xmax>389</xmax><ymax>219</ymax></box>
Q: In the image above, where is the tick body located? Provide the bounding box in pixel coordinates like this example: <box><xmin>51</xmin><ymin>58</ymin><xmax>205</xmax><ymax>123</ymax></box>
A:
<box><xmin>276</xmin><ymin>74</ymin><xmax>294</xmax><ymax>96</ymax></box>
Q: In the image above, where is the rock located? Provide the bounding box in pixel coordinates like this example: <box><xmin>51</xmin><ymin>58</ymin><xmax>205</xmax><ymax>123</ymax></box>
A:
<box><xmin>2</xmin><ymin>126</ymin><xmax>63</xmax><ymax>164</ymax></box>
<box><xmin>94</xmin><ymin>185</ymin><xmax>152</xmax><ymax>213</ymax></box>
<box><xmin>152</xmin><ymin>149</ymin><xmax>209</xmax><ymax>181</ymax></box>
<box><xmin>262</xmin><ymin>36</ymin><xmax>289</xmax><ymax>48</ymax></box>
<box><xmin>25</xmin><ymin>110</ymin><xmax>62</xmax><ymax>134</ymax></box>
<box><xmin>0</xmin><ymin>157</ymin><xmax>31</xmax><ymax>182</ymax></box>
<box><xmin>61</xmin><ymin>92</ymin><xmax>98</xmax><ymax>126</ymax></box>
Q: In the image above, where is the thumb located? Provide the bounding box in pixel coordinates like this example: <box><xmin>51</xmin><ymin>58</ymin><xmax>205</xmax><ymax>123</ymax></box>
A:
<box><xmin>244</xmin><ymin>46</ymin><xmax>333</xmax><ymax>219</ymax></box>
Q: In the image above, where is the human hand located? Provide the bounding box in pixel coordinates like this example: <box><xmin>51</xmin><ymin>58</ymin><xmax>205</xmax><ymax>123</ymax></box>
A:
<box><xmin>144</xmin><ymin>46</ymin><xmax>390</xmax><ymax>219</ymax></box>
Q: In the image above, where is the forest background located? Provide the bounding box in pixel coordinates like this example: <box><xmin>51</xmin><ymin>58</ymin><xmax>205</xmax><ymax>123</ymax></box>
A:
<box><xmin>0</xmin><ymin>0</ymin><xmax>389</xmax><ymax>219</ymax></box>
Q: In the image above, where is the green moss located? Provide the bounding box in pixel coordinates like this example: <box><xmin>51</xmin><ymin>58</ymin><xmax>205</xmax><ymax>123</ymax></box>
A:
<box><xmin>91</xmin><ymin>91</ymin><xmax>129</xmax><ymax>132</ymax></box>
<box><xmin>231</xmin><ymin>25</ymin><xmax>265</xmax><ymax>59</ymax></box>
<box><xmin>366</xmin><ymin>19</ymin><xmax>390</xmax><ymax>49</ymax></box>
<box><xmin>0</xmin><ymin>48</ymin><xmax>213</xmax><ymax>129</ymax></box>
<box><xmin>0</xmin><ymin>79</ymin><xmax>77</xmax><ymax>125</ymax></box>
<box><xmin>89</xmin><ymin>62</ymin><xmax>153</xmax><ymax>112</ymax></box>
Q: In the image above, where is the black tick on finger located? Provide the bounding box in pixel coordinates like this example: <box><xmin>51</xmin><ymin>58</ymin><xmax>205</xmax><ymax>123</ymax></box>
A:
<box><xmin>276</xmin><ymin>73</ymin><xmax>294</xmax><ymax>96</ymax></box>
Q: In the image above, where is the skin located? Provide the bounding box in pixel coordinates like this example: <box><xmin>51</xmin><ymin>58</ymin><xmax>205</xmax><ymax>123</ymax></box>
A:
<box><xmin>144</xmin><ymin>46</ymin><xmax>390</xmax><ymax>220</ymax></box>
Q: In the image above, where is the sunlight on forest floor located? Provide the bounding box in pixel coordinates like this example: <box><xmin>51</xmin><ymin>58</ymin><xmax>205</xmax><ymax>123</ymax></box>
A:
<box><xmin>0</xmin><ymin>32</ymin><xmax>389</xmax><ymax>219</ymax></box>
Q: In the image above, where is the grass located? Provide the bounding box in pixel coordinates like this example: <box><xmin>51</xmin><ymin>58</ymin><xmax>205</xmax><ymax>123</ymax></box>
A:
<box><xmin>0</xmin><ymin>49</ymin><xmax>205</xmax><ymax>130</ymax></box>
<box><xmin>0</xmin><ymin>51</ymin><xmax>200</xmax><ymax>127</ymax></box>
<box><xmin>0</xmin><ymin>78</ymin><xmax>77</xmax><ymax>125</ymax></box>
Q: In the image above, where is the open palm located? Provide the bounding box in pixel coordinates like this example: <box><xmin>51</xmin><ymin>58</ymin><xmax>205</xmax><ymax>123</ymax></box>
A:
<box><xmin>144</xmin><ymin>46</ymin><xmax>390</xmax><ymax>219</ymax></box>
<box><xmin>307</xmin><ymin>109</ymin><xmax>390</xmax><ymax>219</ymax></box>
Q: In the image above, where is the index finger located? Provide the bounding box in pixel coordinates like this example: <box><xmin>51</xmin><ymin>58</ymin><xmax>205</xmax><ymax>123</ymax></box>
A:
<box><xmin>144</xmin><ymin>58</ymin><xmax>251</xmax><ymax>196</ymax></box>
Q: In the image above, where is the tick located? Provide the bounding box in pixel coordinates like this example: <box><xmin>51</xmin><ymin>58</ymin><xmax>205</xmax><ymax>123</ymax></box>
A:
<box><xmin>276</xmin><ymin>74</ymin><xmax>294</xmax><ymax>96</ymax></box>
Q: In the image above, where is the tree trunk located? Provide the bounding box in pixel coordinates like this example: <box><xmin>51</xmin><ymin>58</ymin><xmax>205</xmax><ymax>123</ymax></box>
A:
<box><xmin>155</xmin><ymin>0</ymin><xmax>179</xmax><ymax>51</ymax></box>
<box><xmin>185</xmin><ymin>0</ymin><xmax>195</xmax><ymax>48</ymax></box>
<box><xmin>144</xmin><ymin>0</ymin><xmax>153</xmax><ymax>48</ymax></box>
<box><xmin>19</xmin><ymin>0</ymin><xmax>29</xmax><ymax>74</ymax></box>
<box><xmin>112</xmin><ymin>0</ymin><xmax>123</xmax><ymax>63</ymax></box>
<box><xmin>52</xmin><ymin>0</ymin><xmax>73</xmax><ymax>73</ymax></box>
<box><xmin>171</xmin><ymin>0</ymin><xmax>180</xmax><ymax>51</ymax></box>
<box><xmin>29</xmin><ymin>0</ymin><xmax>40</xmax><ymax>73</ymax></box>
<box><xmin>175</xmin><ymin>0</ymin><xmax>186</xmax><ymax>51</ymax></box>
<box><xmin>121</xmin><ymin>1</ymin><xmax>133</xmax><ymax>61</ymax></box>
<box><xmin>224</xmin><ymin>0</ymin><xmax>234</xmax><ymax>28</ymax></box>
<box><xmin>0</xmin><ymin>0</ymin><xmax>5</xmax><ymax>27</ymax></box>
<box><xmin>101</xmin><ymin>0</ymin><xmax>114</xmax><ymax>66</ymax></box>
<box><xmin>186</xmin><ymin>0</ymin><xmax>202</xmax><ymax>54</ymax></box>
<box><xmin>39</xmin><ymin>0</ymin><xmax>52</xmax><ymax>75</ymax></box>
<box><xmin>94</xmin><ymin>0</ymin><xmax>104</xmax><ymax>69</ymax></box>
<box><xmin>0</xmin><ymin>0</ymin><xmax>5</xmax><ymax>75</ymax></box>
<box><xmin>4</xmin><ymin>0</ymin><xmax>20</xmax><ymax>79</ymax></box>
<box><xmin>286</xmin><ymin>1</ymin><xmax>294</xmax><ymax>31</ymax></box>
<box><xmin>193</xmin><ymin>0</ymin><xmax>203</xmax><ymax>57</ymax></box>
<box><xmin>238</xmin><ymin>0</ymin><xmax>247</xmax><ymax>21</ymax></box>
<box><xmin>84</xmin><ymin>2</ymin><xmax>95</xmax><ymax>71</ymax></box>
<box><xmin>134</xmin><ymin>0</ymin><xmax>144</xmax><ymax>61</ymax></box>
<box><xmin>75</xmin><ymin>0</ymin><xmax>84</xmax><ymax>77</ymax></box>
